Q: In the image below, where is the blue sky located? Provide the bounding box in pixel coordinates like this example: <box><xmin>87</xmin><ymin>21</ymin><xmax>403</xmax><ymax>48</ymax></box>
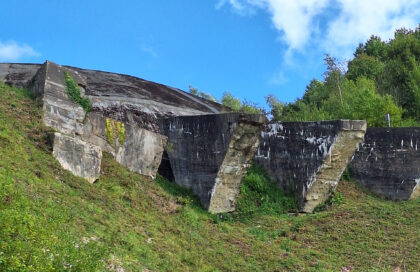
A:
<box><xmin>1</xmin><ymin>1</ymin><xmax>419</xmax><ymax>107</ymax></box>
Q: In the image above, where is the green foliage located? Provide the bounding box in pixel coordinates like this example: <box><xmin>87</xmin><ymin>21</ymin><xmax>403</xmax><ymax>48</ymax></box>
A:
<box><xmin>240</xmin><ymin>100</ymin><xmax>263</xmax><ymax>114</ymax></box>
<box><xmin>221</xmin><ymin>92</ymin><xmax>242</xmax><ymax>111</ymax></box>
<box><xmin>269</xmin><ymin>25</ymin><xmax>420</xmax><ymax>127</ymax></box>
<box><xmin>155</xmin><ymin>175</ymin><xmax>201</xmax><ymax>208</ymax></box>
<box><xmin>314</xmin><ymin>191</ymin><xmax>345</xmax><ymax>212</ymax></box>
<box><xmin>265</xmin><ymin>94</ymin><xmax>284</xmax><ymax>120</ymax></box>
<box><xmin>63</xmin><ymin>72</ymin><xmax>91</xmax><ymax>113</ymax></box>
<box><xmin>105</xmin><ymin>118</ymin><xmax>115</xmax><ymax>145</ymax></box>
<box><xmin>301</xmin><ymin>79</ymin><xmax>327</xmax><ymax>107</ymax></box>
<box><xmin>230</xmin><ymin>165</ymin><xmax>298</xmax><ymax>219</ymax></box>
<box><xmin>189</xmin><ymin>85</ymin><xmax>199</xmax><ymax>95</ymax></box>
<box><xmin>350</xmin><ymin>26</ymin><xmax>420</xmax><ymax>121</ymax></box>
<box><xmin>354</xmin><ymin>35</ymin><xmax>388</xmax><ymax>60</ymax></box>
<box><xmin>116</xmin><ymin>121</ymin><xmax>125</xmax><ymax>146</ymax></box>
<box><xmin>347</xmin><ymin>53</ymin><xmax>385</xmax><ymax>81</ymax></box>
<box><xmin>165</xmin><ymin>141</ymin><xmax>174</xmax><ymax>152</ymax></box>
<box><xmin>105</xmin><ymin>118</ymin><xmax>125</xmax><ymax>147</ymax></box>
<box><xmin>188</xmin><ymin>85</ymin><xmax>218</xmax><ymax>102</ymax></box>
<box><xmin>279</xmin><ymin>76</ymin><xmax>403</xmax><ymax>127</ymax></box>
<box><xmin>189</xmin><ymin>87</ymin><xmax>263</xmax><ymax>115</ymax></box>
<box><xmin>325</xmin><ymin>77</ymin><xmax>403</xmax><ymax>127</ymax></box>
<box><xmin>221</xmin><ymin>92</ymin><xmax>263</xmax><ymax>114</ymax></box>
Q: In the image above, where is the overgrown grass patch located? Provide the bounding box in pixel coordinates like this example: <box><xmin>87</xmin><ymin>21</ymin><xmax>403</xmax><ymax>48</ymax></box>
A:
<box><xmin>214</xmin><ymin>165</ymin><xmax>298</xmax><ymax>223</ymax></box>
<box><xmin>0</xmin><ymin>81</ymin><xmax>419</xmax><ymax>271</ymax></box>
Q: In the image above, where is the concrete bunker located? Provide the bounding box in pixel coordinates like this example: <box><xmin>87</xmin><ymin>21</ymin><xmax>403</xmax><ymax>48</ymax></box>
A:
<box><xmin>351</xmin><ymin>127</ymin><xmax>420</xmax><ymax>200</ymax></box>
<box><xmin>4</xmin><ymin>61</ymin><xmax>418</xmax><ymax>214</ymax></box>
<box><xmin>24</xmin><ymin>61</ymin><xmax>169</xmax><ymax>181</ymax></box>
<box><xmin>255</xmin><ymin>120</ymin><xmax>367</xmax><ymax>213</ymax></box>
<box><xmin>159</xmin><ymin>113</ymin><xmax>266</xmax><ymax>213</ymax></box>
<box><xmin>1</xmin><ymin>61</ymin><xmax>266</xmax><ymax>212</ymax></box>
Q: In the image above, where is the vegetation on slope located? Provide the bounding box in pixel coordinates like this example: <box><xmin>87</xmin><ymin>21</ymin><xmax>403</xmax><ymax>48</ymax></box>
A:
<box><xmin>233</xmin><ymin>165</ymin><xmax>298</xmax><ymax>219</ymax></box>
<box><xmin>1</xmin><ymin>82</ymin><xmax>419</xmax><ymax>271</ymax></box>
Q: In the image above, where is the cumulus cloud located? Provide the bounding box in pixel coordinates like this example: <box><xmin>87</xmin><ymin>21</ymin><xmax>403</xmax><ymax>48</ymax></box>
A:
<box><xmin>325</xmin><ymin>0</ymin><xmax>420</xmax><ymax>57</ymax></box>
<box><xmin>217</xmin><ymin>0</ymin><xmax>420</xmax><ymax>57</ymax></box>
<box><xmin>0</xmin><ymin>41</ymin><xmax>39</xmax><ymax>61</ymax></box>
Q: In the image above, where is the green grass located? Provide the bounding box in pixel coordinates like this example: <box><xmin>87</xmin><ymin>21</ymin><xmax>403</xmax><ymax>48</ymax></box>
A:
<box><xmin>0</xmin><ymin>81</ymin><xmax>419</xmax><ymax>271</ymax></box>
<box><xmin>214</xmin><ymin>165</ymin><xmax>298</xmax><ymax>223</ymax></box>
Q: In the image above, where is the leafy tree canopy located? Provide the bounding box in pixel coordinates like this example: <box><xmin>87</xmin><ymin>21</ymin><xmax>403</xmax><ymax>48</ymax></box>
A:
<box><xmin>268</xmin><ymin>25</ymin><xmax>420</xmax><ymax>127</ymax></box>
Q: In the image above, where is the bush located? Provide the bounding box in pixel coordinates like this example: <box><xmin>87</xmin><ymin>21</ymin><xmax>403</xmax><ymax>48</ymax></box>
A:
<box><xmin>234</xmin><ymin>165</ymin><xmax>298</xmax><ymax>218</ymax></box>
<box><xmin>64</xmin><ymin>72</ymin><xmax>91</xmax><ymax>113</ymax></box>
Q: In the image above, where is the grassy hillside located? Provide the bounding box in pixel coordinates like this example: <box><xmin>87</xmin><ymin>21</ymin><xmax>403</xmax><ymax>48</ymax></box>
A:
<box><xmin>0</xmin><ymin>82</ymin><xmax>419</xmax><ymax>271</ymax></box>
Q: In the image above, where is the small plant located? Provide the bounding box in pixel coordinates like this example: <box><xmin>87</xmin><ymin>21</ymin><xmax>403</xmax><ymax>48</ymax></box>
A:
<box><xmin>341</xmin><ymin>166</ymin><xmax>354</xmax><ymax>181</ymax></box>
<box><xmin>330</xmin><ymin>191</ymin><xmax>344</xmax><ymax>205</ymax></box>
<box><xmin>314</xmin><ymin>191</ymin><xmax>345</xmax><ymax>212</ymax></box>
<box><xmin>232</xmin><ymin>165</ymin><xmax>298</xmax><ymax>220</ymax></box>
<box><xmin>63</xmin><ymin>72</ymin><xmax>91</xmax><ymax>113</ymax></box>
<box><xmin>105</xmin><ymin>118</ymin><xmax>115</xmax><ymax>145</ymax></box>
<box><xmin>117</xmin><ymin>121</ymin><xmax>125</xmax><ymax>146</ymax></box>
<box><xmin>105</xmin><ymin>118</ymin><xmax>125</xmax><ymax>147</ymax></box>
<box><xmin>165</xmin><ymin>142</ymin><xmax>174</xmax><ymax>152</ymax></box>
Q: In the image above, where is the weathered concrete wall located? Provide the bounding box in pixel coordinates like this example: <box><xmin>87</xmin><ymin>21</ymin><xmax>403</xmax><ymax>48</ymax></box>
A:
<box><xmin>115</xmin><ymin>125</ymin><xmax>166</xmax><ymax>178</ymax></box>
<box><xmin>255</xmin><ymin>120</ymin><xmax>366</xmax><ymax>213</ymax></box>
<box><xmin>52</xmin><ymin>133</ymin><xmax>102</xmax><ymax>183</ymax></box>
<box><xmin>81</xmin><ymin>112</ymin><xmax>167</xmax><ymax>178</ymax></box>
<box><xmin>0</xmin><ymin>63</ymin><xmax>41</xmax><ymax>87</ymax></box>
<box><xmin>159</xmin><ymin>113</ymin><xmax>266</xmax><ymax>213</ymax></box>
<box><xmin>4</xmin><ymin>60</ymin><xmax>234</xmax><ymax>182</ymax></box>
<box><xmin>26</xmin><ymin>61</ymin><xmax>103</xmax><ymax>182</ymax></box>
<box><xmin>26</xmin><ymin>61</ymin><xmax>168</xmax><ymax>181</ymax></box>
<box><xmin>68</xmin><ymin>65</ymin><xmax>229</xmax><ymax>119</ymax></box>
<box><xmin>1</xmin><ymin>62</ymin><xmax>229</xmax><ymax>119</ymax></box>
<box><xmin>351</xmin><ymin>128</ymin><xmax>420</xmax><ymax>200</ymax></box>
<box><xmin>30</xmin><ymin>61</ymin><xmax>87</xmax><ymax>135</ymax></box>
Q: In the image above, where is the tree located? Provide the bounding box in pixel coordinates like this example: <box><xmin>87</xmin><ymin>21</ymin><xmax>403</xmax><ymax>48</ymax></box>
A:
<box><xmin>188</xmin><ymin>85</ymin><xmax>198</xmax><ymax>95</ymax></box>
<box><xmin>354</xmin><ymin>35</ymin><xmax>387</xmax><ymax>60</ymax></box>
<box><xmin>272</xmin><ymin>26</ymin><xmax>420</xmax><ymax>126</ymax></box>
<box><xmin>241</xmin><ymin>100</ymin><xmax>264</xmax><ymax>114</ymax></box>
<box><xmin>221</xmin><ymin>92</ymin><xmax>262</xmax><ymax>114</ymax></box>
<box><xmin>328</xmin><ymin>77</ymin><xmax>403</xmax><ymax>127</ymax></box>
<box><xmin>301</xmin><ymin>79</ymin><xmax>327</xmax><ymax>107</ymax></box>
<box><xmin>221</xmin><ymin>92</ymin><xmax>241</xmax><ymax>111</ymax></box>
<box><xmin>188</xmin><ymin>85</ymin><xmax>217</xmax><ymax>102</ymax></box>
<box><xmin>323</xmin><ymin>54</ymin><xmax>347</xmax><ymax>107</ymax></box>
<box><xmin>347</xmin><ymin>53</ymin><xmax>385</xmax><ymax>81</ymax></box>
<box><xmin>265</xmin><ymin>94</ymin><xmax>284</xmax><ymax>120</ymax></box>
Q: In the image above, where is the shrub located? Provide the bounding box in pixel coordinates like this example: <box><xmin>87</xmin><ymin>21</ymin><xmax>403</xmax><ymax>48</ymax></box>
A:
<box><xmin>235</xmin><ymin>165</ymin><xmax>298</xmax><ymax>217</ymax></box>
<box><xmin>64</xmin><ymin>72</ymin><xmax>91</xmax><ymax>113</ymax></box>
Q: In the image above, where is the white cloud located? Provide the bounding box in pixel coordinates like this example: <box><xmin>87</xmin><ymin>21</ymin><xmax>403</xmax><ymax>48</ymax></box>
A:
<box><xmin>140</xmin><ymin>45</ymin><xmax>158</xmax><ymax>57</ymax></box>
<box><xmin>216</xmin><ymin>0</ymin><xmax>256</xmax><ymax>15</ymax></box>
<box><xmin>217</xmin><ymin>0</ymin><xmax>420</xmax><ymax>57</ymax></box>
<box><xmin>217</xmin><ymin>0</ymin><xmax>329</xmax><ymax>50</ymax></box>
<box><xmin>0</xmin><ymin>41</ymin><xmax>39</xmax><ymax>61</ymax></box>
<box><xmin>216</xmin><ymin>0</ymin><xmax>243</xmax><ymax>10</ymax></box>
<box><xmin>269</xmin><ymin>70</ymin><xmax>287</xmax><ymax>85</ymax></box>
<box><xmin>325</xmin><ymin>0</ymin><xmax>420</xmax><ymax>57</ymax></box>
